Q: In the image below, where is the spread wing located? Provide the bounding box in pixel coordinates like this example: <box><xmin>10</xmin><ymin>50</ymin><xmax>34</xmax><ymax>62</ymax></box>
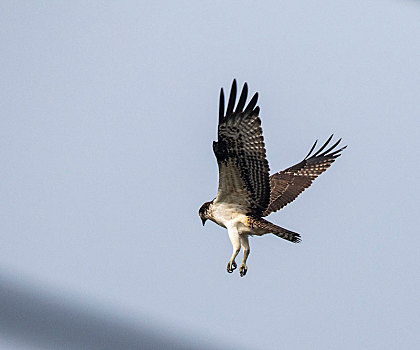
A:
<box><xmin>213</xmin><ymin>80</ymin><xmax>270</xmax><ymax>216</ymax></box>
<box><xmin>263</xmin><ymin>135</ymin><xmax>346</xmax><ymax>216</ymax></box>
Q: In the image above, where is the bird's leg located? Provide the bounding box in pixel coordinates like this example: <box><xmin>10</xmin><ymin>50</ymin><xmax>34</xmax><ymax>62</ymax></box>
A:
<box><xmin>239</xmin><ymin>234</ymin><xmax>250</xmax><ymax>277</ymax></box>
<box><xmin>227</xmin><ymin>249</ymin><xmax>239</xmax><ymax>273</ymax></box>
<box><xmin>227</xmin><ymin>226</ymin><xmax>240</xmax><ymax>273</ymax></box>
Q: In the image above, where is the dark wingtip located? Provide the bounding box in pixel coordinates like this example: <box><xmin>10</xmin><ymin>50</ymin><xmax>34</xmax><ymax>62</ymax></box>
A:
<box><xmin>219</xmin><ymin>88</ymin><xmax>225</xmax><ymax>123</ymax></box>
<box><xmin>330</xmin><ymin>144</ymin><xmax>348</xmax><ymax>158</ymax></box>
<box><xmin>304</xmin><ymin>140</ymin><xmax>318</xmax><ymax>160</ymax></box>
<box><xmin>245</xmin><ymin>92</ymin><xmax>258</xmax><ymax>113</ymax></box>
<box><xmin>319</xmin><ymin>137</ymin><xmax>342</xmax><ymax>157</ymax></box>
<box><xmin>225</xmin><ymin>79</ymin><xmax>237</xmax><ymax>117</ymax></box>
<box><xmin>312</xmin><ymin>134</ymin><xmax>334</xmax><ymax>157</ymax></box>
<box><xmin>306</xmin><ymin>135</ymin><xmax>347</xmax><ymax>159</ymax></box>
<box><xmin>235</xmin><ymin>82</ymin><xmax>248</xmax><ymax>113</ymax></box>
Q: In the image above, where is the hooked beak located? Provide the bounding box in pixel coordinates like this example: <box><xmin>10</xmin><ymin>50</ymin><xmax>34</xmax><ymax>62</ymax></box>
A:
<box><xmin>201</xmin><ymin>217</ymin><xmax>207</xmax><ymax>226</ymax></box>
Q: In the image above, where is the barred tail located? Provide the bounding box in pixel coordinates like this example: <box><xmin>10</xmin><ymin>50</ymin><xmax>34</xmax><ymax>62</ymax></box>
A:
<box><xmin>272</xmin><ymin>226</ymin><xmax>301</xmax><ymax>243</ymax></box>
<box><xmin>253</xmin><ymin>218</ymin><xmax>301</xmax><ymax>243</ymax></box>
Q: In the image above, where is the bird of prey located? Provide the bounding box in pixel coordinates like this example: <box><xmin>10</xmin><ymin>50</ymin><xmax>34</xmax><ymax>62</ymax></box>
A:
<box><xmin>199</xmin><ymin>80</ymin><xmax>346</xmax><ymax>277</ymax></box>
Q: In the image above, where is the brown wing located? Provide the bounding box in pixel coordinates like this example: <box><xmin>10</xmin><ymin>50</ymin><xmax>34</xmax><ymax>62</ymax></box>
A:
<box><xmin>213</xmin><ymin>80</ymin><xmax>270</xmax><ymax>216</ymax></box>
<box><xmin>263</xmin><ymin>135</ymin><xmax>346</xmax><ymax>216</ymax></box>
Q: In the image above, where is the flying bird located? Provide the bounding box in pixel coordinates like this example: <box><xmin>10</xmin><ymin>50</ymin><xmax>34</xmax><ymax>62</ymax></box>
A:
<box><xmin>199</xmin><ymin>80</ymin><xmax>346</xmax><ymax>277</ymax></box>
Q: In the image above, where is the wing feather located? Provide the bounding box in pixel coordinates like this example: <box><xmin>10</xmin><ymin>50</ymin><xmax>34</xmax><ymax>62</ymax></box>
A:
<box><xmin>213</xmin><ymin>80</ymin><xmax>270</xmax><ymax>215</ymax></box>
<box><xmin>263</xmin><ymin>136</ymin><xmax>346</xmax><ymax>216</ymax></box>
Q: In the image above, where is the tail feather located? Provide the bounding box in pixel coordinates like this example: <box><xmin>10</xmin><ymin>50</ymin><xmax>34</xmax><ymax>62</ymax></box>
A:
<box><xmin>272</xmin><ymin>226</ymin><xmax>301</xmax><ymax>243</ymax></box>
<box><xmin>253</xmin><ymin>218</ymin><xmax>301</xmax><ymax>243</ymax></box>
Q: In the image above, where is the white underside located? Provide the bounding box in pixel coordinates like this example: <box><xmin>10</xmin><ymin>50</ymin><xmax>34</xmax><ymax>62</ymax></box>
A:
<box><xmin>207</xmin><ymin>201</ymin><xmax>274</xmax><ymax>273</ymax></box>
<box><xmin>209</xmin><ymin>202</ymin><xmax>251</xmax><ymax>234</ymax></box>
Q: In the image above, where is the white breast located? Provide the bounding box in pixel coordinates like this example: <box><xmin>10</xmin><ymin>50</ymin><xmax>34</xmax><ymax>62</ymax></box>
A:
<box><xmin>209</xmin><ymin>202</ymin><xmax>247</xmax><ymax>228</ymax></box>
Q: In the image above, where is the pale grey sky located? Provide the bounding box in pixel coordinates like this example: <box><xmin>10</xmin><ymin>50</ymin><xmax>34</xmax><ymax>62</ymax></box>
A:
<box><xmin>1</xmin><ymin>1</ymin><xmax>420</xmax><ymax>349</ymax></box>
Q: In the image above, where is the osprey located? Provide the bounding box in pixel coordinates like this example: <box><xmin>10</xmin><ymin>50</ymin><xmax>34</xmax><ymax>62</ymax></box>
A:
<box><xmin>199</xmin><ymin>80</ymin><xmax>346</xmax><ymax>277</ymax></box>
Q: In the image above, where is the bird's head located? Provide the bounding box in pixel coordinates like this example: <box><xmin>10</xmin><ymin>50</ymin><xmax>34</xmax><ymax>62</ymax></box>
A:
<box><xmin>198</xmin><ymin>201</ymin><xmax>212</xmax><ymax>226</ymax></box>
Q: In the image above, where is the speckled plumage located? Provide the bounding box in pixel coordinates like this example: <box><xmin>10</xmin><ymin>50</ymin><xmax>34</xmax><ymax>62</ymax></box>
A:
<box><xmin>199</xmin><ymin>80</ymin><xmax>346</xmax><ymax>277</ymax></box>
<box><xmin>264</xmin><ymin>135</ymin><xmax>346</xmax><ymax>216</ymax></box>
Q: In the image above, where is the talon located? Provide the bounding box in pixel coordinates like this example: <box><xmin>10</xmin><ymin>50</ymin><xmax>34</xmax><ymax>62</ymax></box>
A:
<box><xmin>239</xmin><ymin>264</ymin><xmax>247</xmax><ymax>277</ymax></box>
<box><xmin>227</xmin><ymin>260</ymin><xmax>237</xmax><ymax>274</ymax></box>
